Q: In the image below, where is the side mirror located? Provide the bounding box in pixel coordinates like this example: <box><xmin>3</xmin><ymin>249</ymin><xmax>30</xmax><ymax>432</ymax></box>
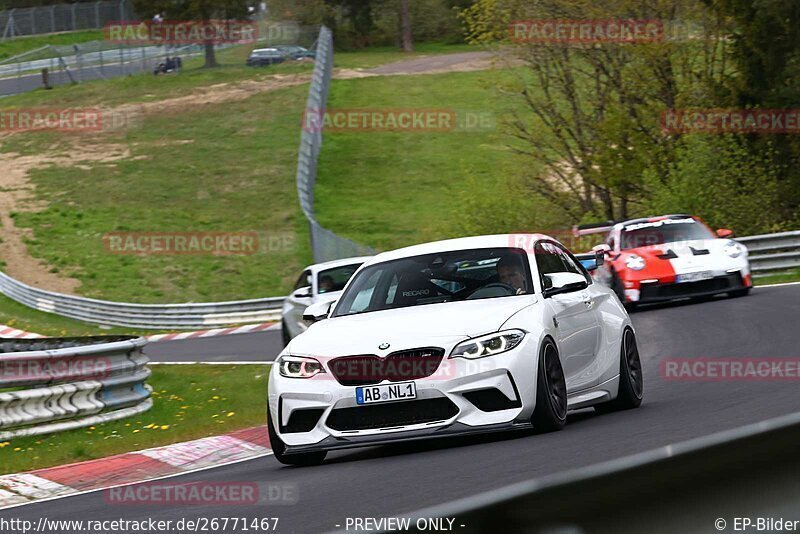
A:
<box><xmin>303</xmin><ymin>300</ymin><xmax>336</xmax><ymax>323</ymax></box>
<box><xmin>543</xmin><ymin>272</ymin><xmax>588</xmax><ymax>297</ymax></box>
<box><xmin>716</xmin><ymin>228</ymin><xmax>734</xmax><ymax>238</ymax></box>
<box><xmin>575</xmin><ymin>250</ymin><xmax>605</xmax><ymax>271</ymax></box>
<box><xmin>293</xmin><ymin>287</ymin><xmax>312</xmax><ymax>299</ymax></box>
<box><xmin>592</xmin><ymin>243</ymin><xmax>612</xmax><ymax>255</ymax></box>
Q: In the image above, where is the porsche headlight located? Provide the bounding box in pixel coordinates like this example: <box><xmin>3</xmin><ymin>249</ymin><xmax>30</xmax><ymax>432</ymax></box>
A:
<box><xmin>625</xmin><ymin>254</ymin><xmax>646</xmax><ymax>271</ymax></box>
<box><xmin>450</xmin><ymin>330</ymin><xmax>526</xmax><ymax>360</ymax></box>
<box><xmin>723</xmin><ymin>241</ymin><xmax>743</xmax><ymax>258</ymax></box>
<box><xmin>277</xmin><ymin>355</ymin><xmax>325</xmax><ymax>378</ymax></box>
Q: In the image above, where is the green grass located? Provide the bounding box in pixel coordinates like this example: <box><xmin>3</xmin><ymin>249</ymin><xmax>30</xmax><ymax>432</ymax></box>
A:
<box><xmin>754</xmin><ymin>269</ymin><xmax>800</xmax><ymax>286</ymax></box>
<box><xmin>334</xmin><ymin>42</ymin><xmax>478</xmax><ymax>69</ymax></box>
<box><xmin>8</xmin><ymin>81</ymin><xmax>313</xmax><ymax>303</ymax></box>
<box><xmin>314</xmin><ymin>68</ymin><xmax>561</xmax><ymax>251</ymax></box>
<box><xmin>0</xmin><ymin>30</ymin><xmax>105</xmax><ymax>61</ymax></box>
<box><xmin>0</xmin><ymin>364</ymin><xmax>269</xmax><ymax>474</ymax></box>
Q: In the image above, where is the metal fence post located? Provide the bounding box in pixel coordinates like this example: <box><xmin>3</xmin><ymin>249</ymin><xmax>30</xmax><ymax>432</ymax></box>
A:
<box><xmin>30</xmin><ymin>7</ymin><xmax>36</xmax><ymax>35</ymax></box>
<box><xmin>95</xmin><ymin>1</ymin><xmax>101</xmax><ymax>28</ymax></box>
<box><xmin>71</xmin><ymin>4</ymin><xmax>76</xmax><ymax>32</ymax></box>
<box><xmin>50</xmin><ymin>5</ymin><xmax>55</xmax><ymax>33</ymax></box>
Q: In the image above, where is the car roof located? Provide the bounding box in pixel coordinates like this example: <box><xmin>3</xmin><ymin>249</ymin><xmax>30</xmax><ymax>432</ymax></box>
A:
<box><xmin>365</xmin><ymin>234</ymin><xmax>558</xmax><ymax>265</ymax></box>
<box><xmin>305</xmin><ymin>256</ymin><xmax>373</xmax><ymax>273</ymax></box>
<box><xmin>251</xmin><ymin>48</ymin><xmax>280</xmax><ymax>53</ymax></box>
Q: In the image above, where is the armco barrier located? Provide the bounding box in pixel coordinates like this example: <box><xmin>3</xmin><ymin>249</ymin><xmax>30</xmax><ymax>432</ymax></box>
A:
<box><xmin>0</xmin><ymin>271</ymin><xmax>283</xmax><ymax>330</ymax></box>
<box><xmin>397</xmin><ymin>410</ymin><xmax>800</xmax><ymax>533</ymax></box>
<box><xmin>0</xmin><ymin>335</ymin><xmax>150</xmax><ymax>440</ymax></box>
<box><xmin>738</xmin><ymin>230</ymin><xmax>800</xmax><ymax>274</ymax></box>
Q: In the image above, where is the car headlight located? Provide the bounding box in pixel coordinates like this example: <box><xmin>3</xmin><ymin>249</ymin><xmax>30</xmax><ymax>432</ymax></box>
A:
<box><xmin>277</xmin><ymin>355</ymin><xmax>325</xmax><ymax>378</ymax></box>
<box><xmin>723</xmin><ymin>241</ymin><xmax>743</xmax><ymax>258</ymax></box>
<box><xmin>625</xmin><ymin>254</ymin><xmax>646</xmax><ymax>271</ymax></box>
<box><xmin>449</xmin><ymin>329</ymin><xmax>526</xmax><ymax>360</ymax></box>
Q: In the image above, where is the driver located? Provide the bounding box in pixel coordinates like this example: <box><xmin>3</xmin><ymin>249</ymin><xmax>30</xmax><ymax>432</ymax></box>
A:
<box><xmin>496</xmin><ymin>256</ymin><xmax>528</xmax><ymax>295</ymax></box>
<box><xmin>318</xmin><ymin>275</ymin><xmax>335</xmax><ymax>293</ymax></box>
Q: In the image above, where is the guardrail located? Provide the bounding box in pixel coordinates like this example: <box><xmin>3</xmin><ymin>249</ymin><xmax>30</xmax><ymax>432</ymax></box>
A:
<box><xmin>0</xmin><ymin>272</ymin><xmax>283</xmax><ymax>330</ymax></box>
<box><xmin>0</xmin><ymin>335</ymin><xmax>151</xmax><ymax>440</ymax></box>
<box><xmin>738</xmin><ymin>230</ymin><xmax>800</xmax><ymax>274</ymax></box>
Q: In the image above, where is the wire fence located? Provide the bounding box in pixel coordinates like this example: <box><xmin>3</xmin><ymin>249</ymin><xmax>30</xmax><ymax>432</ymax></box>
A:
<box><xmin>296</xmin><ymin>25</ymin><xmax>376</xmax><ymax>263</ymax></box>
<box><xmin>0</xmin><ymin>0</ymin><xmax>134</xmax><ymax>40</ymax></box>
<box><xmin>0</xmin><ymin>22</ymin><xmax>321</xmax><ymax>97</ymax></box>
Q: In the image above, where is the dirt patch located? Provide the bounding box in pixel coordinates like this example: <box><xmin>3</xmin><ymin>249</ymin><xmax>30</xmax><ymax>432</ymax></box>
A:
<box><xmin>0</xmin><ymin>144</ymin><xmax>130</xmax><ymax>293</ymax></box>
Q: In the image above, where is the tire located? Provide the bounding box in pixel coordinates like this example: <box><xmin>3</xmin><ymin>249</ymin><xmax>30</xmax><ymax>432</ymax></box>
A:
<box><xmin>728</xmin><ymin>287</ymin><xmax>750</xmax><ymax>298</ymax></box>
<box><xmin>281</xmin><ymin>320</ymin><xmax>291</xmax><ymax>347</ymax></box>
<box><xmin>610</xmin><ymin>268</ymin><xmax>625</xmax><ymax>303</ymax></box>
<box><xmin>267</xmin><ymin>413</ymin><xmax>327</xmax><ymax>466</ymax></box>
<box><xmin>531</xmin><ymin>338</ymin><xmax>567</xmax><ymax>432</ymax></box>
<box><xmin>595</xmin><ymin>328</ymin><xmax>644</xmax><ymax>414</ymax></box>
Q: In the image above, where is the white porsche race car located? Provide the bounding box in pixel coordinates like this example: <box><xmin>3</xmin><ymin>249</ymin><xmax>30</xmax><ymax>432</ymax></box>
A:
<box><xmin>268</xmin><ymin>234</ymin><xmax>643</xmax><ymax>466</ymax></box>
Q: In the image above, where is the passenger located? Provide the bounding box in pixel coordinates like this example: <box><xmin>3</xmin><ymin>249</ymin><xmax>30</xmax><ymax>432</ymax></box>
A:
<box><xmin>318</xmin><ymin>275</ymin><xmax>335</xmax><ymax>293</ymax></box>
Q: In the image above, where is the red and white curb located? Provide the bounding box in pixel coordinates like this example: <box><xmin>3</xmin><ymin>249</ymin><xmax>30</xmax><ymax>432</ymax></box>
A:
<box><xmin>0</xmin><ymin>325</ymin><xmax>45</xmax><ymax>339</ymax></box>
<box><xmin>0</xmin><ymin>322</ymin><xmax>279</xmax><ymax>342</ymax></box>
<box><xmin>0</xmin><ymin>426</ymin><xmax>271</xmax><ymax>509</ymax></box>
<box><xmin>145</xmin><ymin>322</ymin><xmax>279</xmax><ymax>342</ymax></box>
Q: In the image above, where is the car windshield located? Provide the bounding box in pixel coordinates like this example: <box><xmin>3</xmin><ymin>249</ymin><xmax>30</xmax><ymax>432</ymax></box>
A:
<box><xmin>317</xmin><ymin>263</ymin><xmax>362</xmax><ymax>294</ymax></box>
<box><xmin>620</xmin><ymin>218</ymin><xmax>714</xmax><ymax>250</ymax></box>
<box><xmin>251</xmin><ymin>50</ymin><xmax>278</xmax><ymax>57</ymax></box>
<box><xmin>331</xmin><ymin>247</ymin><xmax>532</xmax><ymax>317</ymax></box>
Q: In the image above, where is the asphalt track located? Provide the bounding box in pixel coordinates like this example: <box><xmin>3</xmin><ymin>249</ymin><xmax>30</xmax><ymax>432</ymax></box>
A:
<box><xmin>3</xmin><ymin>284</ymin><xmax>800</xmax><ymax>533</ymax></box>
<box><xmin>144</xmin><ymin>329</ymin><xmax>283</xmax><ymax>363</ymax></box>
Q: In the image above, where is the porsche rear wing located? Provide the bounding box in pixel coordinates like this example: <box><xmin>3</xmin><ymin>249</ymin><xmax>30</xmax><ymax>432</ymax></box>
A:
<box><xmin>572</xmin><ymin>220</ymin><xmax>618</xmax><ymax>237</ymax></box>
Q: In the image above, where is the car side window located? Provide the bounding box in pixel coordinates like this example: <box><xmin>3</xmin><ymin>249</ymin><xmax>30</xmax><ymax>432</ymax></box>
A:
<box><xmin>293</xmin><ymin>270</ymin><xmax>311</xmax><ymax>291</ymax></box>
<box><xmin>555</xmin><ymin>244</ymin><xmax>592</xmax><ymax>284</ymax></box>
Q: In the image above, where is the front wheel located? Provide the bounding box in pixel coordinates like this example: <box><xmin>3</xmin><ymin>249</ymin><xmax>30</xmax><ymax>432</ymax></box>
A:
<box><xmin>531</xmin><ymin>338</ymin><xmax>567</xmax><ymax>432</ymax></box>
<box><xmin>281</xmin><ymin>320</ymin><xmax>291</xmax><ymax>347</ymax></box>
<box><xmin>267</xmin><ymin>414</ymin><xmax>327</xmax><ymax>466</ymax></box>
<box><xmin>595</xmin><ymin>328</ymin><xmax>644</xmax><ymax>413</ymax></box>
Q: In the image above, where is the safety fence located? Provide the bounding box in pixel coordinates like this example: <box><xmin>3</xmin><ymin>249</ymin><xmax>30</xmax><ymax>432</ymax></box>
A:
<box><xmin>295</xmin><ymin>25</ymin><xmax>376</xmax><ymax>263</ymax></box>
<box><xmin>0</xmin><ymin>1</ymin><xmax>134</xmax><ymax>40</ymax></box>
<box><xmin>0</xmin><ymin>335</ymin><xmax>150</xmax><ymax>440</ymax></box>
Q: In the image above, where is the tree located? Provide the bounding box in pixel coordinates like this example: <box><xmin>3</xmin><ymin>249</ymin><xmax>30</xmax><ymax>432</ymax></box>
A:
<box><xmin>399</xmin><ymin>0</ymin><xmax>412</xmax><ymax>51</ymax></box>
<box><xmin>461</xmin><ymin>0</ymin><xmax>731</xmax><ymax>222</ymax></box>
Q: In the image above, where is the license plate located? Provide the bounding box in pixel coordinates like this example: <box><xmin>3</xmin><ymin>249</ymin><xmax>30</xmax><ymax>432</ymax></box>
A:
<box><xmin>356</xmin><ymin>382</ymin><xmax>416</xmax><ymax>405</ymax></box>
<box><xmin>677</xmin><ymin>271</ymin><xmax>713</xmax><ymax>283</ymax></box>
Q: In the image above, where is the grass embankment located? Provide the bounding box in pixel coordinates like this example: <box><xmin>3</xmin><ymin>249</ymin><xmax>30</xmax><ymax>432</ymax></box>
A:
<box><xmin>314</xmin><ymin>68</ymin><xmax>559</xmax><ymax>251</ymax></box>
<box><xmin>0</xmin><ymin>43</ymin><xmax>479</xmax><ymax>307</ymax></box>
<box><xmin>0</xmin><ymin>364</ymin><xmax>270</xmax><ymax>474</ymax></box>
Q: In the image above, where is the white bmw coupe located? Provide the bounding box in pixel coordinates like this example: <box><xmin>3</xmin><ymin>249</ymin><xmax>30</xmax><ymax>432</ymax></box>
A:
<box><xmin>268</xmin><ymin>234</ymin><xmax>643</xmax><ymax>465</ymax></box>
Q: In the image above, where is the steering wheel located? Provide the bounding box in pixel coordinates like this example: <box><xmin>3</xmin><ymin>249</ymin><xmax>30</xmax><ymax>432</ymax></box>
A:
<box><xmin>468</xmin><ymin>282</ymin><xmax>516</xmax><ymax>299</ymax></box>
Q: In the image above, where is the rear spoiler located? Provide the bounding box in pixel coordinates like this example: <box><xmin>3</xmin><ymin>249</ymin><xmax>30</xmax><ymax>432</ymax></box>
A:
<box><xmin>572</xmin><ymin>220</ymin><xmax>617</xmax><ymax>237</ymax></box>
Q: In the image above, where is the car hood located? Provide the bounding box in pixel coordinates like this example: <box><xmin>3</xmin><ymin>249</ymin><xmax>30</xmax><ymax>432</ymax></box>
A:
<box><xmin>285</xmin><ymin>295</ymin><xmax>536</xmax><ymax>357</ymax></box>
<box><xmin>624</xmin><ymin>238</ymin><xmax>734</xmax><ymax>259</ymax></box>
